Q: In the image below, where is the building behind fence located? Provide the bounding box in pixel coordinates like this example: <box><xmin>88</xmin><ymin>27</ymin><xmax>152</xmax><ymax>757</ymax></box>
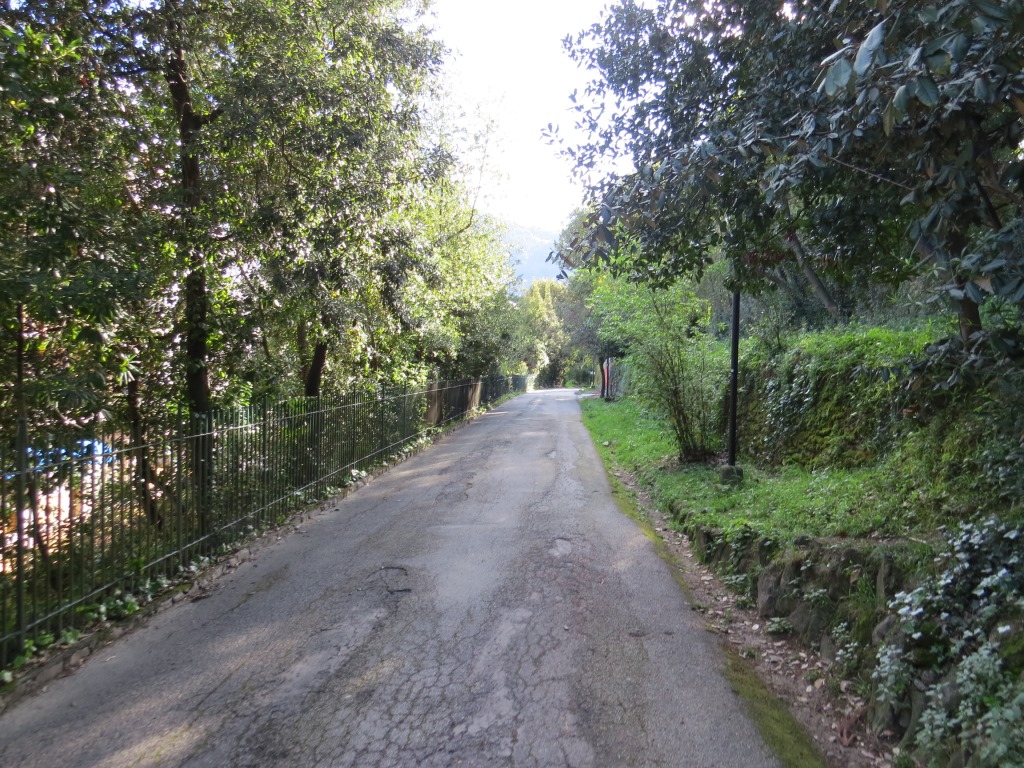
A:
<box><xmin>0</xmin><ymin>376</ymin><xmax>523</xmax><ymax>666</ymax></box>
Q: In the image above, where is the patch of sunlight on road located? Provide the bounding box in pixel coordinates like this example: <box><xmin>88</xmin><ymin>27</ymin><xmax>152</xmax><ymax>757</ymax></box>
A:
<box><xmin>108</xmin><ymin>725</ymin><xmax>193</xmax><ymax>768</ymax></box>
<box><xmin>609</xmin><ymin>533</ymin><xmax>654</xmax><ymax>575</ymax></box>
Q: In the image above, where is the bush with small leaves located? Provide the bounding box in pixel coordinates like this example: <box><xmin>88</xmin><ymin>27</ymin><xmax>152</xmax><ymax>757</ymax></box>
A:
<box><xmin>873</xmin><ymin>519</ymin><xmax>1023</xmax><ymax>765</ymax></box>
<box><xmin>766</xmin><ymin>617</ymin><xmax>794</xmax><ymax>636</ymax></box>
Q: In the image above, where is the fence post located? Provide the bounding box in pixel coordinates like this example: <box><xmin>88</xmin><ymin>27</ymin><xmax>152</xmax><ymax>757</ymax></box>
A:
<box><xmin>14</xmin><ymin>408</ymin><xmax>29</xmax><ymax>655</ymax></box>
<box><xmin>405</xmin><ymin>387</ymin><xmax>411</xmax><ymax>440</ymax></box>
<box><xmin>192</xmin><ymin>411</ymin><xmax>213</xmax><ymax>548</ymax></box>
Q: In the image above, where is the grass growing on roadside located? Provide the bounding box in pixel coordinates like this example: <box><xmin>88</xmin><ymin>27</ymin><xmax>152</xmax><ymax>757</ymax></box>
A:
<box><xmin>582</xmin><ymin>394</ymin><xmax>679</xmax><ymax>474</ymax></box>
<box><xmin>723</xmin><ymin>652</ymin><xmax>828</xmax><ymax>768</ymax></box>
<box><xmin>580</xmin><ymin>396</ymin><xmax>948</xmax><ymax>544</ymax></box>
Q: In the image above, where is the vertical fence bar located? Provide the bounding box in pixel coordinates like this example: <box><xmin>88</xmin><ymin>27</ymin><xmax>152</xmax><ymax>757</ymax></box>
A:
<box><xmin>353</xmin><ymin>391</ymin><xmax>361</xmax><ymax>472</ymax></box>
<box><xmin>118</xmin><ymin>438</ymin><xmax>128</xmax><ymax>592</ymax></box>
<box><xmin>317</xmin><ymin>397</ymin><xmax>325</xmax><ymax>498</ymax></box>
<box><xmin>266</xmin><ymin>401</ymin><xmax>276</xmax><ymax>524</ymax></box>
<box><xmin>14</xmin><ymin>411</ymin><xmax>28</xmax><ymax>656</ymax></box>
<box><xmin>174</xmin><ymin>418</ymin><xmax>184</xmax><ymax>572</ymax></box>
<box><xmin>378</xmin><ymin>390</ymin><xmax>386</xmax><ymax>460</ymax></box>
<box><xmin>2</xmin><ymin>453</ymin><xmax>8</xmax><ymax>665</ymax></box>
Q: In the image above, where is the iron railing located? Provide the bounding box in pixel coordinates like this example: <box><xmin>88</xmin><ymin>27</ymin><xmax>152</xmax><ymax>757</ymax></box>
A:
<box><xmin>0</xmin><ymin>376</ymin><xmax>521</xmax><ymax>666</ymax></box>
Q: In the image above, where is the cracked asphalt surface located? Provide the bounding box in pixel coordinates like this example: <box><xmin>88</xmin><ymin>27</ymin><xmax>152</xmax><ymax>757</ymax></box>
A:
<box><xmin>0</xmin><ymin>389</ymin><xmax>779</xmax><ymax>768</ymax></box>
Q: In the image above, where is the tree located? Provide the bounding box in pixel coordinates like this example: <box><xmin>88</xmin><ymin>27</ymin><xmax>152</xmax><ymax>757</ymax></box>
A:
<box><xmin>218</xmin><ymin>0</ymin><xmax>445</xmax><ymax>395</ymax></box>
<box><xmin>796</xmin><ymin>0</ymin><xmax>1024</xmax><ymax>346</ymax></box>
<box><xmin>2</xmin><ymin>0</ymin><xmax>507</xmax><ymax>542</ymax></box>
<box><xmin>558</xmin><ymin>3</ymin><xmax>892</xmax><ymax>308</ymax></box>
<box><xmin>588</xmin><ymin>275</ymin><xmax>726</xmax><ymax>461</ymax></box>
<box><xmin>560</xmin><ymin>0</ymin><xmax>1023</xmax><ymax>353</ymax></box>
<box><xmin>551</xmin><ymin>212</ymin><xmax>627</xmax><ymax>396</ymax></box>
<box><xmin>4</xmin><ymin>0</ymin><xmax>449</xmax><ymax>407</ymax></box>
<box><xmin>2</xmin><ymin>0</ymin><xmax>525</xmax><ymax>436</ymax></box>
<box><xmin>518</xmin><ymin>279</ymin><xmax>576</xmax><ymax>386</ymax></box>
<box><xmin>0</xmin><ymin>20</ymin><xmax>152</xmax><ymax>435</ymax></box>
<box><xmin>404</xmin><ymin>194</ymin><xmax>522</xmax><ymax>379</ymax></box>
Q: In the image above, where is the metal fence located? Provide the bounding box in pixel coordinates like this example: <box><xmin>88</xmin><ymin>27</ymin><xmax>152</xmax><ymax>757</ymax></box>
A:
<box><xmin>0</xmin><ymin>376</ymin><xmax>521</xmax><ymax>666</ymax></box>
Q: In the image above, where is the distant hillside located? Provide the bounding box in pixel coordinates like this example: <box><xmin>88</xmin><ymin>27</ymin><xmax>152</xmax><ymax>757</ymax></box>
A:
<box><xmin>505</xmin><ymin>225</ymin><xmax>562</xmax><ymax>287</ymax></box>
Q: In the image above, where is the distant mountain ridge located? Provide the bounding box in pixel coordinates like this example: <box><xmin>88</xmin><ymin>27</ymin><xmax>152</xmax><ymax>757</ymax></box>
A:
<box><xmin>506</xmin><ymin>224</ymin><xmax>562</xmax><ymax>287</ymax></box>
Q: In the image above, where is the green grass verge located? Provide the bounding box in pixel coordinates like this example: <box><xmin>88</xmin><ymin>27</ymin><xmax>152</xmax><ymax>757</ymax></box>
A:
<box><xmin>580</xmin><ymin>395</ymin><xmax>957</xmax><ymax>544</ymax></box>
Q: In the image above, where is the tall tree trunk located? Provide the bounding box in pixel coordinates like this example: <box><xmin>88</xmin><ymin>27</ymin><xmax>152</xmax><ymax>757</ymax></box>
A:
<box><xmin>163</xmin><ymin>9</ymin><xmax>220</xmax><ymax>538</ymax></box>
<box><xmin>303</xmin><ymin>342</ymin><xmax>329</xmax><ymax>487</ymax></box>
<box><xmin>304</xmin><ymin>342</ymin><xmax>329</xmax><ymax>397</ymax></box>
<box><xmin>181</xmin><ymin>265</ymin><xmax>210</xmax><ymax>412</ymax></box>
<box><xmin>915</xmin><ymin>233</ymin><xmax>983</xmax><ymax>345</ymax></box>
<box><xmin>165</xmin><ymin>35</ymin><xmax>211</xmax><ymax>415</ymax></box>
<box><xmin>297</xmin><ymin>319</ymin><xmax>310</xmax><ymax>385</ymax></box>
<box><xmin>785</xmin><ymin>232</ymin><xmax>843</xmax><ymax>321</ymax></box>
<box><xmin>127</xmin><ymin>378</ymin><xmax>163</xmax><ymax>529</ymax></box>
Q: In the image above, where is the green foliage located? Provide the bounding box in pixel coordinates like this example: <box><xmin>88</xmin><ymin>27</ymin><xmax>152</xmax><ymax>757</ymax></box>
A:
<box><xmin>561</xmin><ymin>0</ymin><xmax>915</xmax><ymax>309</ymax></box>
<box><xmin>589</xmin><ymin>276</ymin><xmax>728</xmax><ymax>460</ymax></box>
<box><xmin>804</xmin><ymin>0</ymin><xmax>1024</xmax><ymax>329</ymax></box>
<box><xmin>407</xmin><ymin>209</ymin><xmax>522</xmax><ymax>380</ymax></box>
<box><xmin>904</xmin><ymin>349</ymin><xmax>1024</xmax><ymax>508</ymax></box>
<box><xmin>738</xmin><ymin>325</ymin><xmax>934</xmax><ymax>468</ymax></box>
<box><xmin>0</xmin><ymin>0</ymin><xmax>522</xmax><ymax>438</ymax></box>
<box><xmin>505</xmin><ymin>275</ymin><xmax>603</xmax><ymax>389</ymax></box>
<box><xmin>830</xmin><ymin>622</ymin><xmax>865</xmax><ymax>679</ymax></box>
<box><xmin>734</xmin><ymin>322</ymin><xmax>1024</xmax><ymax>521</ymax></box>
<box><xmin>765</xmin><ymin>617</ymin><xmax>794</xmax><ymax>636</ymax></box>
<box><xmin>580</xmin><ymin>396</ymin><xmax>917</xmax><ymax>541</ymax></box>
<box><xmin>581</xmin><ymin>315</ymin><xmax>1024</xmax><ymax>764</ymax></box>
<box><xmin>874</xmin><ymin>519</ymin><xmax>1024</xmax><ymax>766</ymax></box>
<box><xmin>979</xmin><ymin>367</ymin><xmax>1024</xmax><ymax>503</ymax></box>
<box><xmin>561</xmin><ymin>0</ymin><xmax>1024</xmax><ymax>354</ymax></box>
<box><xmin>59</xmin><ymin>627</ymin><xmax>80</xmax><ymax>646</ymax></box>
<box><xmin>867</xmin><ymin>343</ymin><xmax>1024</xmax><ymax>524</ymax></box>
<box><xmin>564</xmin><ymin>366</ymin><xmax>595</xmax><ymax>388</ymax></box>
<box><xmin>514</xmin><ymin>279</ymin><xmax>582</xmax><ymax>385</ymax></box>
<box><xmin>580</xmin><ymin>394</ymin><xmax>677</xmax><ymax>472</ymax></box>
<box><xmin>1</xmin><ymin>18</ymin><xmax>150</xmax><ymax>428</ymax></box>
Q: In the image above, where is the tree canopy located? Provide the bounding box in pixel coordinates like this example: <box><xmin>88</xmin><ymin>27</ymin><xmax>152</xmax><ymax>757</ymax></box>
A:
<box><xmin>560</xmin><ymin>0</ymin><xmax>1024</xmax><ymax>348</ymax></box>
<box><xmin>1</xmin><ymin>0</ymin><xmax>523</xmax><ymax>444</ymax></box>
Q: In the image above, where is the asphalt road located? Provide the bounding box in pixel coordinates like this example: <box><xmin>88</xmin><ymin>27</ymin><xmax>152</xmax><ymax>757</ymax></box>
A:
<box><xmin>0</xmin><ymin>389</ymin><xmax>779</xmax><ymax>768</ymax></box>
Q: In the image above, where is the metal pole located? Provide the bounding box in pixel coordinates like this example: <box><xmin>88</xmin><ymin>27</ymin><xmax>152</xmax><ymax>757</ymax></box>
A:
<box><xmin>728</xmin><ymin>290</ymin><xmax>741</xmax><ymax>467</ymax></box>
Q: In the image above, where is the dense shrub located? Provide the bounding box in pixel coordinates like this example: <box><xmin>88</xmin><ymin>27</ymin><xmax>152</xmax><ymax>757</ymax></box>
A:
<box><xmin>873</xmin><ymin>520</ymin><xmax>1024</xmax><ymax>767</ymax></box>
<box><xmin>590</xmin><ymin>278</ymin><xmax>728</xmax><ymax>461</ymax></box>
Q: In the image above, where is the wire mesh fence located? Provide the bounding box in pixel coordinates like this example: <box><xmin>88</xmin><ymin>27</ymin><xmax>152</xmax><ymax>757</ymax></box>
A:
<box><xmin>0</xmin><ymin>376</ymin><xmax>521</xmax><ymax>666</ymax></box>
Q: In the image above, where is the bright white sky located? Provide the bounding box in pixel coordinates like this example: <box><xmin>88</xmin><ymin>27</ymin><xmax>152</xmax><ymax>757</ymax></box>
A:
<box><xmin>428</xmin><ymin>0</ymin><xmax>613</xmax><ymax>234</ymax></box>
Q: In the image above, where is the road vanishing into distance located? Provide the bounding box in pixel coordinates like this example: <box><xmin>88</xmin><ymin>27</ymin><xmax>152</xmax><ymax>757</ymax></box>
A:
<box><xmin>0</xmin><ymin>390</ymin><xmax>779</xmax><ymax>768</ymax></box>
